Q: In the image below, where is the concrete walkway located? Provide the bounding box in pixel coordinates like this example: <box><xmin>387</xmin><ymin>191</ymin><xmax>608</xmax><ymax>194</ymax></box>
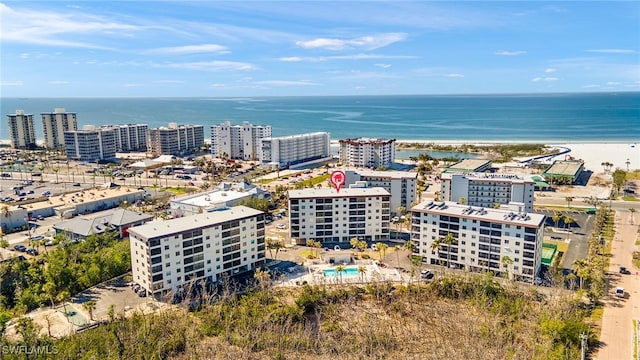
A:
<box><xmin>596</xmin><ymin>211</ymin><xmax>640</xmax><ymax>360</ymax></box>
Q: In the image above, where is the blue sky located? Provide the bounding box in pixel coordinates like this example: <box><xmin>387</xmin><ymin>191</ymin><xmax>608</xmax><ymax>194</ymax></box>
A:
<box><xmin>1</xmin><ymin>1</ymin><xmax>639</xmax><ymax>97</ymax></box>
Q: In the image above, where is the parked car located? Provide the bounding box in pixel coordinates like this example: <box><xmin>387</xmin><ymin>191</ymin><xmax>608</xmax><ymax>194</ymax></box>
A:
<box><xmin>13</xmin><ymin>244</ymin><xmax>27</xmax><ymax>252</ymax></box>
<box><xmin>41</xmin><ymin>190</ymin><xmax>51</xmax><ymax>196</ymax></box>
<box><xmin>275</xmin><ymin>223</ymin><xmax>286</xmax><ymax>230</ymax></box>
<box><xmin>44</xmin><ymin>239</ymin><xmax>55</xmax><ymax>246</ymax></box>
<box><xmin>31</xmin><ymin>235</ymin><xmax>44</xmax><ymax>241</ymax></box>
<box><xmin>620</xmin><ymin>266</ymin><xmax>631</xmax><ymax>275</ymax></box>
<box><xmin>73</xmin><ymin>182</ymin><xmax>81</xmax><ymax>186</ymax></box>
<box><xmin>26</xmin><ymin>248</ymin><xmax>39</xmax><ymax>256</ymax></box>
<box><xmin>615</xmin><ymin>287</ymin><xmax>625</xmax><ymax>298</ymax></box>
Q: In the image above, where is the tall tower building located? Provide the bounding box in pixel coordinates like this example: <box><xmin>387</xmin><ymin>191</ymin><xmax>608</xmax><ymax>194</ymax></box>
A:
<box><xmin>7</xmin><ymin>110</ymin><xmax>37</xmax><ymax>149</ymax></box>
<box><xmin>41</xmin><ymin>108</ymin><xmax>78</xmax><ymax>149</ymax></box>
<box><xmin>211</xmin><ymin>121</ymin><xmax>272</xmax><ymax>160</ymax></box>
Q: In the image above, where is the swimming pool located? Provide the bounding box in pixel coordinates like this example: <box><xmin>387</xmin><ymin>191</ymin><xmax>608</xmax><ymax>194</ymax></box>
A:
<box><xmin>323</xmin><ymin>267</ymin><xmax>361</xmax><ymax>277</ymax></box>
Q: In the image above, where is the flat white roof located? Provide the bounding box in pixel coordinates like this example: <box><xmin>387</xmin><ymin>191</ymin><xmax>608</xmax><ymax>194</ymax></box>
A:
<box><xmin>173</xmin><ymin>189</ymin><xmax>254</xmax><ymax>208</ymax></box>
<box><xmin>350</xmin><ymin>169</ymin><xmax>417</xmax><ymax>179</ymax></box>
<box><xmin>441</xmin><ymin>172</ymin><xmax>536</xmax><ymax>183</ymax></box>
<box><xmin>412</xmin><ymin>200</ymin><xmax>545</xmax><ymax>228</ymax></box>
<box><xmin>128</xmin><ymin>206</ymin><xmax>263</xmax><ymax>239</ymax></box>
<box><xmin>288</xmin><ymin>187</ymin><xmax>390</xmax><ymax>199</ymax></box>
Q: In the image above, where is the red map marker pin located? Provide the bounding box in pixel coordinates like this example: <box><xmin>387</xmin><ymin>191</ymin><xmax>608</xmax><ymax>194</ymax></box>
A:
<box><xmin>330</xmin><ymin>170</ymin><xmax>346</xmax><ymax>193</ymax></box>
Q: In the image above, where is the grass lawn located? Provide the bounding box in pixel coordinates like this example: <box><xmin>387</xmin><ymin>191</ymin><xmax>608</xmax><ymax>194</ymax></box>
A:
<box><xmin>163</xmin><ymin>186</ymin><xmax>198</xmax><ymax>195</ymax></box>
<box><xmin>545</xmin><ymin>239</ymin><xmax>569</xmax><ymax>265</ymax></box>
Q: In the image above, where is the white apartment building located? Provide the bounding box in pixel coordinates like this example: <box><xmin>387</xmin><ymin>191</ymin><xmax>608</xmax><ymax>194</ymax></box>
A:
<box><xmin>288</xmin><ymin>187</ymin><xmax>391</xmax><ymax>244</ymax></box>
<box><xmin>7</xmin><ymin>110</ymin><xmax>36</xmax><ymax>149</ymax></box>
<box><xmin>441</xmin><ymin>173</ymin><xmax>536</xmax><ymax>212</ymax></box>
<box><xmin>339</xmin><ymin>138</ymin><xmax>396</xmax><ymax>168</ymax></box>
<box><xmin>410</xmin><ymin>201</ymin><xmax>546</xmax><ymax>283</ymax></box>
<box><xmin>345</xmin><ymin>169</ymin><xmax>417</xmax><ymax>215</ymax></box>
<box><xmin>103</xmin><ymin>124</ymin><xmax>148</xmax><ymax>152</ymax></box>
<box><xmin>128</xmin><ymin>206</ymin><xmax>266</xmax><ymax>298</ymax></box>
<box><xmin>261</xmin><ymin>132</ymin><xmax>331</xmax><ymax>169</ymax></box>
<box><xmin>211</xmin><ymin>121</ymin><xmax>272</xmax><ymax>160</ymax></box>
<box><xmin>41</xmin><ymin>108</ymin><xmax>78</xmax><ymax>149</ymax></box>
<box><xmin>170</xmin><ymin>181</ymin><xmax>270</xmax><ymax>217</ymax></box>
<box><xmin>148</xmin><ymin>123</ymin><xmax>205</xmax><ymax>156</ymax></box>
<box><xmin>64</xmin><ymin>125</ymin><xmax>117</xmax><ymax>162</ymax></box>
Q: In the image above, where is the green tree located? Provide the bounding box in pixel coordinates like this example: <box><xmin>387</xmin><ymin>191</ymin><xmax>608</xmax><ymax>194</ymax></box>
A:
<box><xmin>376</xmin><ymin>242</ymin><xmax>389</xmax><ymax>260</ymax></box>
<box><xmin>552</xmin><ymin>211</ymin><xmax>563</xmax><ymax>228</ymax></box>
<box><xmin>612</xmin><ymin>168</ymin><xmax>626</xmax><ymax>194</ymax></box>
<box><xmin>565</xmin><ymin>196</ymin><xmax>573</xmax><ymax>208</ymax></box>
<box><xmin>430</xmin><ymin>238</ymin><xmax>442</xmax><ymax>265</ymax></box>
<box><xmin>349</xmin><ymin>237</ymin><xmax>360</xmax><ymax>251</ymax></box>
<box><xmin>442</xmin><ymin>233</ymin><xmax>455</xmax><ymax>268</ymax></box>
<box><xmin>501</xmin><ymin>256</ymin><xmax>514</xmax><ymax>280</ymax></box>
<box><xmin>266</xmin><ymin>238</ymin><xmax>283</xmax><ymax>260</ymax></box>
<box><xmin>83</xmin><ymin>300</ymin><xmax>97</xmax><ymax>321</ymax></box>
<box><xmin>336</xmin><ymin>264</ymin><xmax>346</xmax><ymax>284</ymax></box>
<box><xmin>573</xmin><ymin>259</ymin><xmax>590</xmax><ymax>289</ymax></box>
<box><xmin>358</xmin><ymin>265</ymin><xmax>367</xmax><ymax>283</ymax></box>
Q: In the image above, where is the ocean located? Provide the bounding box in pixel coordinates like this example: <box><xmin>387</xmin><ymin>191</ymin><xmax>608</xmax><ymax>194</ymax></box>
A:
<box><xmin>1</xmin><ymin>93</ymin><xmax>638</xmax><ymax>143</ymax></box>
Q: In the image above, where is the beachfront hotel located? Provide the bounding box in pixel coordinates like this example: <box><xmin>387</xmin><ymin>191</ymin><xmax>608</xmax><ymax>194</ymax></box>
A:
<box><xmin>260</xmin><ymin>132</ymin><xmax>331</xmax><ymax>169</ymax></box>
<box><xmin>148</xmin><ymin>123</ymin><xmax>205</xmax><ymax>156</ymax></box>
<box><xmin>288</xmin><ymin>187</ymin><xmax>391</xmax><ymax>245</ymax></box>
<box><xmin>344</xmin><ymin>169</ymin><xmax>417</xmax><ymax>215</ymax></box>
<box><xmin>128</xmin><ymin>206</ymin><xmax>266</xmax><ymax>298</ymax></box>
<box><xmin>211</xmin><ymin>121</ymin><xmax>272</xmax><ymax>160</ymax></box>
<box><xmin>338</xmin><ymin>137</ymin><xmax>396</xmax><ymax>168</ymax></box>
<box><xmin>410</xmin><ymin>201</ymin><xmax>546</xmax><ymax>283</ymax></box>
<box><xmin>64</xmin><ymin>125</ymin><xmax>117</xmax><ymax>162</ymax></box>
<box><xmin>41</xmin><ymin>108</ymin><xmax>78</xmax><ymax>149</ymax></box>
<box><xmin>440</xmin><ymin>172</ymin><xmax>536</xmax><ymax>212</ymax></box>
<box><xmin>103</xmin><ymin>124</ymin><xmax>149</xmax><ymax>152</ymax></box>
<box><xmin>7</xmin><ymin>110</ymin><xmax>37</xmax><ymax>149</ymax></box>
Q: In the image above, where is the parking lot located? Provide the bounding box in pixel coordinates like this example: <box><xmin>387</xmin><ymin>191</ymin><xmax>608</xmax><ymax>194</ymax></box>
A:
<box><xmin>537</xmin><ymin>209</ymin><xmax>596</xmax><ymax>271</ymax></box>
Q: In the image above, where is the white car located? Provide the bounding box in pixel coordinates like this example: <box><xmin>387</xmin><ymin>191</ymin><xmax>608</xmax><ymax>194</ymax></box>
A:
<box><xmin>275</xmin><ymin>223</ymin><xmax>286</xmax><ymax>230</ymax></box>
<box><xmin>615</xmin><ymin>287</ymin><xmax>625</xmax><ymax>298</ymax></box>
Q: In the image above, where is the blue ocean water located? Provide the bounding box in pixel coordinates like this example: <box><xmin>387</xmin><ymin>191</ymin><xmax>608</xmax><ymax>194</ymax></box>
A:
<box><xmin>1</xmin><ymin>93</ymin><xmax>638</xmax><ymax>142</ymax></box>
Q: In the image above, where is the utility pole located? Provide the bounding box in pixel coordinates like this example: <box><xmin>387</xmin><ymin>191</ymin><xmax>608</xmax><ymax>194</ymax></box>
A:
<box><xmin>580</xmin><ymin>333</ymin><xmax>588</xmax><ymax>360</ymax></box>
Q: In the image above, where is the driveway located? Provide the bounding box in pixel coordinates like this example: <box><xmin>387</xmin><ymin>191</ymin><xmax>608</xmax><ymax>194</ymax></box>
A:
<box><xmin>596</xmin><ymin>210</ymin><xmax>639</xmax><ymax>360</ymax></box>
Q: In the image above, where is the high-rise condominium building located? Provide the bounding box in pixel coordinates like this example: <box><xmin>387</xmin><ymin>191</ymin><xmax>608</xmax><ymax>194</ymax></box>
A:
<box><xmin>7</xmin><ymin>110</ymin><xmax>37</xmax><ymax>149</ymax></box>
<box><xmin>440</xmin><ymin>173</ymin><xmax>536</xmax><ymax>212</ymax></box>
<box><xmin>64</xmin><ymin>126</ymin><xmax>117</xmax><ymax>162</ymax></box>
<box><xmin>410</xmin><ymin>201</ymin><xmax>545</xmax><ymax>283</ymax></box>
<box><xmin>260</xmin><ymin>132</ymin><xmax>331</xmax><ymax>169</ymax></box>
<box><xmin>102</xmin><ymin>124</ymin><xmax>149</xmax><ymax>152</ymax></box>
<box><xmin>344</xmin><ymin>169</ymin><xmax>417</xmax><ymax>215</ymax></box>
<box><xmin>288</xmin><ymin>187</ymin><xmax>391</xmax><ymax>244</ymax></box>
<box><xmin>128</xmin><ymin>206</ymin><xmax>266</xmax><ymax>298</ymax></box>
<box><xmin>41</xmin><ymin>108</ymin><xmax>78</xmax><ymax>149</ymax></box>
<box><xmin>339</xmin><ymin>138</ymin><xmax>396</xmax><ymax>168</ymax></box>
<box><xmin>211</xmin><ymin>121</ymin><xmax>272</xmax><ymax>160</ymax></box>
<box><xmin>148</xmin><ymin>123</ymin><xmax>204</xmax><ymax>156</ymax></box>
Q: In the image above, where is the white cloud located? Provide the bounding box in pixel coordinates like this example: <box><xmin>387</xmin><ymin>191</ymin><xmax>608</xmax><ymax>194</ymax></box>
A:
<box><xmin>0</xmin><ymin>3</ymin><xmax>142</xmax><ymax>49</ymax></box>
<box><xmin>146</xmin><ymin>44</ymin><xmax>229</xmax><ymax>55</ymax></box>
<box><xmin>606</xmin><ymin>81</ymin><xmax>621</xmax><ymax>85</ymax></box>
<box><xmin>0</xmin><ymin>80</ymin><xmax>24</xmax><ymax>86</ymax></box>
<box><xmin>19</xmin><ymin>53</ymin><xmax>30</xmax><ymax>59</ymax></box>
<box><xmin>374</xmin><ymin>63</ymin><xmax>391</xmax><ymax>68</ymax></box>
<box><xmin>278</xmin><ymin>53</ymin><xmax>416</xmax><ymax>62</ymax></box>
<box><xmin>544</xmin><ymin>68</ymin><xmax>556</xmax><ymax>73</ymax></box>
<box><xmin>279</xmin><ymin>57</ymin><xmax>303</xmax><ymax>62</ymax></box>
<box><xmin>296</xmin><ymin>33</ymin><xmax>407</xmax><ymax>51</ymax></box>
<box><xmin>444</xmin><ymin>73</ymin><xmax>464</xmax><ymax>78</ymax></box>
<box><xmin>494</xmin><ymin>50</ymin><xmax>527</xmax><ymax>56</ymax></box>
<box><xmin>123</xmin><ymin>83</ymin><xmax>144</xmax><ymax>87</ymax></box>
<box><xmin>586</xmin><ymin>49</ymin><xmax>637</xmax><ymax>54</ymax></box>
<box><xmin>48</xmin><ymin>80</ymin><xmax>70</xmax><ymax>85</ymax></box>
<box><xmin>252</xmin><ymin>80</ymin><xmax>317</xmax><ymax>86</ymax></box>
<box><xmin>158</xmin><ymin>61</ymin><xmax>258</xmax><ymax>71</ymax></box>
<box><xmin>210</xmin><ymin>83</ymin><xmax>227</xmax><ymax>87</ymax></box>
<box><xmin>582</xmin><ymin>84</ymin><xmax>600</xmax><ymax>88</ymax></box>
<box><xmin>153</xmin><ymin>80</ymin><xmax>185</xmax><ymax>84</ymax></box>
<box><xmin>531</xmin><ymin>77</ymin><xmax>558</xmax><ymax>82</ymax></box>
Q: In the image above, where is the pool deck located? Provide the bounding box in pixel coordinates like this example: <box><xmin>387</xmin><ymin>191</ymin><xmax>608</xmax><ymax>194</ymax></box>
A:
<box><xmin>276</xmin><ymin>260</ymin><xmax>404</xmax><ymax>287</ymax></box>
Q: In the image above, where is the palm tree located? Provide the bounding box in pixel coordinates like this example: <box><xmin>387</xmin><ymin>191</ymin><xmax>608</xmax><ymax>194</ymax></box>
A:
<box><xmin>394</xmin><ymin>245</ymin><xmax>402</xmax><ymax>267</ymax></box>
<box><xmin>357</xmin><ymin>265</ymin><xmax>367</xmax><ymax>283</ymax></box>
<box><xmin>350</xmin><ymin>237</ymin><xmax>361</xmax><ymax>251</ymax></box>
<box><xmin>551</xmin><ymin>211</ymin><xmax>563</xmax><ymax>228</ymax></box>
<box><xmin>82</xmin><ymin>300</ymin><xmax>97</xmax><ymax>321</ymax></box>
<box><xmin>565</xmin><ymin>196</ymin><xmax>574</xmax><ymax>209</ymax></box>
<box><xmin>573</xmin><ymin>259</ymin><xmax>590</xmax><ymax>289</ymax></box>
<box><xmin>430</xmin><ymin>238</ymin><xmax>442</xmax><ymax>265</ymax></box>
<box><xmin>336</xmin><ymin>264</ymin><xmax>346</xmax><ymax>284</ymax></box>
<box><xmin>501</xmin><ymin>256</ymin><xmax>514</xmax><ymax>280</ymax></box>
<box><xmin>564</xmin><ymin>216</ymin><xmax>575</xmax><ymax>238</ymax></box>
<box><xmin>630</xmin><ymin>208</ymin><xmax>636</xmax><ymax>224</ymax></box>
<box><xmin>442</xmin><ymin>233</ymin><xmax>455</xmax><ymax>268</ymax></box>
<box><xmin>52</xmin><ymin>167</ymin><xmax>60</xmax><ymax>184</ymax></box>
<box><xmin>376</xmin><ymin>242</ymin><xmax>389</xmax><ymax>260</ymax></box>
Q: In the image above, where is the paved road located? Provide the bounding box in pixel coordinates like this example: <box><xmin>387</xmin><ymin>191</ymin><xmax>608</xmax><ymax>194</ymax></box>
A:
<box><xmin>596</xmin><ymin>211</ymin><xmax>639</xmax><ymax>360</ymax></box>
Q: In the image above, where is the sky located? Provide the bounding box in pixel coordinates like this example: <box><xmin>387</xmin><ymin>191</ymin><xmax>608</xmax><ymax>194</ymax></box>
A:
<box><xmin>1</xmin><ymin>1</ymin><xmax>639</xmax><ymax>97</ymax></box>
